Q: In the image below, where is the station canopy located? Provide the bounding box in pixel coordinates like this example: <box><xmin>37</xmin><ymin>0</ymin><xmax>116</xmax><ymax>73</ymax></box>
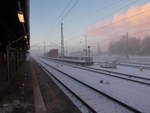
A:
<box><xmin>0</xmin><ymin>0</ymin><xmax>30</xmax><ymax>50</ymax></box>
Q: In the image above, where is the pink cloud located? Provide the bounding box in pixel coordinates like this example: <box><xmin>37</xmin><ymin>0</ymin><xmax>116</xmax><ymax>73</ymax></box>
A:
<box><xmin>86</xmin><ymin>2</ymin><xmax>150</xmax><ymax>40</ymax></box>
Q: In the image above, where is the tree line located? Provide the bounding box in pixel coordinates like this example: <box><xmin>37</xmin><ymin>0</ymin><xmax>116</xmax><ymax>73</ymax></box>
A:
<box><xmin>108</xmin><ymin>36</ymin><xmax>150</xmax><ymax>56</ymax></box>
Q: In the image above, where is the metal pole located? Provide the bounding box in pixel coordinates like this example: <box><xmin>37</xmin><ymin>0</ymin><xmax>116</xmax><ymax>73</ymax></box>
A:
<box><xmin>18</xmin><ymin>0</ymin><xmax>21</xmax><ymax>10</ymax></box>
<box><xmin>61</xmin><ymin>23</ymin><xmax>65</xmax><ymax>57</ymax></box>
<box><xmin>88</xmin><ymin>46</ymin><xmax>91</xmax><ymax>63</ymax></box>
<box><xmin>126</xmin><ymin>32</ymin><xmax>129</xmax><ymax>58</ymax></box>
<box><xmin>22</xmin><ymin>23</ymin><xmax>26</xmax><ymax>35</ymax></box>
<box><xmin>6</xmin><ymin>42</ymin><xmax>10</xmax><ymax>81</ymax></box>
<box><xmin>65</xmin><ymin>41</ymin><xmax>68</xmax><ymax>56</ymax></box>
<box><xmin>85</xmin><ymin>35</ymin><xmax>87</xmax><ymax>56</ymax></box>
<box><xmin>97</xmin><ymin>42</ymin><xmax>101</xmax><ymax>55</ymax></box>
<box><xmin>9</xmin><ymin>34</ymin><xmax>28</xmax><ymax>46</ymax></box>
<box><xmin>43</xmin><ymin>41</ymin><xmax>46</xmax><ymax>56</ymax></box>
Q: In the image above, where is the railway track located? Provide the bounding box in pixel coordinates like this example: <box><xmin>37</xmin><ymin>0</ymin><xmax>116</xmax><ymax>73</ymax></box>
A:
<box><xmin>40</xmin><ymin>64</ymin><xmax>96</xmax><ymax>113</ymax></box>
<box><xmin>118</xmin><ymin>60</ymin><xmax>150</xmax><ymax>66</ymax></box>
<box><xmin>119</xmin><ymin>63</ymin><xmax>150</xmax><ymax>70</ymax></box>
<box><xmin>94</xmin><ymin>61</ymin><xmax>150</xmax><ymax>70</ymax></box>
<box><xmin>46</xmin><ymin>57</ymin><xmax>150</xmax><ymax>85</ymax></box>
<box><xmin>39</xmin><ymin>60</ymin><xmax>141</xmax><ymax>113</ymax></box>
<box><xmin>88</xmin><ymin>67</ymin><xmax>150</xmax><ymax>85</ymax></box>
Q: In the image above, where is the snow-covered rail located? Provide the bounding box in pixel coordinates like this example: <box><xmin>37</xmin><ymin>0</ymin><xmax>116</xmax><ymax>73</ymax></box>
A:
<box><xmin>46</xmin><ymin>57</ymin><xmax>150</xmax><ymax>85</ymax></box>
<box><xmin>87</xmin><ymin>67</ymin><xmax>150</xmax><ymax>85</ymax></box>
<box><xmin>119</xmin><ymin>62</ymin><xmax>150</xmax><ymax>70</ymax></box>
<box><xmin>40</xmin><ymin>64</ymin><xmax>97</xmax><ymax>113</ymax></box>
<box><xmin>38</xmin><ymin>60</ymin><xmax>139</xmax><ymax>113</ymax></box>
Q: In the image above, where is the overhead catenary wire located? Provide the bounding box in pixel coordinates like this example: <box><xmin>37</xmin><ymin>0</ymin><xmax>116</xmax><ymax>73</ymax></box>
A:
<box><xmin>62</xmin><ymin>0</ymin><xmax>140</xmax><ymax>43</ymax></box>
<box><xmin>59</xmin><ymin>0</ymin><xmax>80</xmax><ymax>22</ymax></box>
<box><xmin>131</xmin><ymin>28</ymin><xmax>150</xmax><ymax>36</ymax></box>
<box><xmin>56</xmin><ymin>0</ymin><xmax>80</xmax><ymax>24</ymax></box>
<box><xmin>95</xmin><ymin>0</ymin><xmax>123</xmax><ymax>13</ymax></box>
<box><xmin>102</xmin><ymin>10</ymin><xmax>150</xmax><ymax>36</ymax></box>
<box><xmin>53</xmin><ymin>0</ymin><xmax>150</xmax><ymax>50</ymax></box>
<box><xmin>53</xmin><ymin>0</ymin><xmax>79</xmax><ymax>28</ymax></box>
<box><xmin>57</xmin><ymin>0</ymin><xmax>137</xmax><ymax>39</ymax></box>
<box><xmin>97</xmin><ymin>0</ymin><xmax>139</xmax><ymax>24</ymax></box>
<box><xmin>101</xmin><ymin>1</ymin><xmax>139</xmax><ymax>19</ymax></box>
<box><xmin>100</xmin><ymin>25</ymin><xmax>150</xmax><ymax>45</ymax></box>
<box><xmin>66</xmin><ymin>8</ymin><xmax>150</xmax><ymax>45</ymax></box>
<box><xmin>57</xmin><ymin>0</ymin><xmax>74</xmax><ymax>21</ymax></box>
<box><xmin>49</xmin><ymin>0</ymin><xmax>80</xmax><ymax>53</ymax></box>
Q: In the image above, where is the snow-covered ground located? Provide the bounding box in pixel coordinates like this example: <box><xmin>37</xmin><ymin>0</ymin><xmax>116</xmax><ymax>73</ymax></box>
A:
<box><xmin>42</xmin><ymin>67</ymin><xmax>92</xmax><ymax>113</ymax></box>
<box><xmin>119</xmin><ymin>56</ymin><xmax>150</xmax><ymax>64</ymax></box>
<box><xmin>119</xmin><ymin>63</ymin><xmax>150</xmax><ymax>69</ymax></box>
<box><xmin>93</xmin><ymin>55</ymin><xmax>150</xmax><ymax>64</ymax></box>
<box><xmin>40</xmin><ymin>62</ymin><xmax>133</xmax><ymax>113</ymax></box>
<box><xmin>90</xmin><ymin>64</ymin><xmax>150</xmax><ymax>79</ymax></box>
<box><xmin>35</xmin><ymin>57</ymin><xmax>150</xmax><ymax>113</ymax></box>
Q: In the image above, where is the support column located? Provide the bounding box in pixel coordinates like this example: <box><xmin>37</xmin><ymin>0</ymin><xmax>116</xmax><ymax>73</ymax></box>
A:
<box><xmin>6</xmin><ymin>44</ymin><xmax>10</xmax><ymax>81</ymax></box>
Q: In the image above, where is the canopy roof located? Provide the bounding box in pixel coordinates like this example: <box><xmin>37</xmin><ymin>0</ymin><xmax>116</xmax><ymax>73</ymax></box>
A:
<box><xmin>0</xmin><ymin>0</ymin><xmax>30</xmax><ymax>50</ymax></box>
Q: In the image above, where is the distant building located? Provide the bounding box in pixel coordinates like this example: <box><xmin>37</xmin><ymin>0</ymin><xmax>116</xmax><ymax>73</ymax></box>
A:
<box><xmin>48</xmin><ymin>49</ymin><xmax>58</xmax><ymax>57</ymax></box>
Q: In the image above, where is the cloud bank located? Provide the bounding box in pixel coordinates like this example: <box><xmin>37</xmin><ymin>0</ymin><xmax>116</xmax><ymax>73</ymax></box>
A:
<box><xmin>86</xmin><ymin>2</ymin><xmax>150</xmax><ymax>43</ymax></box>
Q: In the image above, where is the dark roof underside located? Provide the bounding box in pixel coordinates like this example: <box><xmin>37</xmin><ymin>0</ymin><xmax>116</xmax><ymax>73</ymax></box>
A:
<box><xmin>0</xmin><ymin>0</ymin><xmax>30</xmax><ymax>50</ymax></box>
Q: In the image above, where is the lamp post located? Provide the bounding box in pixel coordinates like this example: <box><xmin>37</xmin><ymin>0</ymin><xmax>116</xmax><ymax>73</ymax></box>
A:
<box><xmin>88</xmin><ymin>46</ymin><xmax>91</xmax><ymax>63</ymax></box>
<box><xmin>17</xmin><ymin>10</ymin><xmax>26</xmax><ymax>35</ymax></box>
<box><xmin>17</xmin><ymin>11</ymin><xmax>25</xmax><ymax>23</ymax></box>
<box><xmin>85</xmin><ymin>35</ymin><xmax>88</xmax><ymax>56</ymax></box>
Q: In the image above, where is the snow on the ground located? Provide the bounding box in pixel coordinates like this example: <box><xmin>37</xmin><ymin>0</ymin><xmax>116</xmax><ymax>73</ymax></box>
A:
<box><xmin>42</xmin><ymin>67</ymin><xmax>91</xmax><ymax>113</ymax></box>
<box><xmin>90</xmin><ymin>64</ymin><xmax>150</xmax><ymax>79</ymax></box>
<box><xmin>39</xmin><ymin>60</ymin><xmax>134</xmax><ymax>113</ymax></box>
<box><xmin>93</xmin><ymin>55</ymin><xmax>150</xmax><ymax>65</ymax></box>
<box><xmin>38</xmin><ymin>57</ymin><xmax>150</xmax><ymax>113</ymax></box>
<box><xmin>119</xmin><ymin>56</ymin><xmax>150</xmax><ymax>64</ymax></box>
<box><xmin>119</xmin><ymin>63</ymin><xmax>150</xmax><ymax>69</ymax></box>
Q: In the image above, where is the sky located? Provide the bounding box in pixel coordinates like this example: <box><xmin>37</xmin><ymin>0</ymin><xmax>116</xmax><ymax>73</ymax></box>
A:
<box><xmin>30</xmin><ymin>0</ymin><xmax>150</xmax><ymax>53</ymax></box>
